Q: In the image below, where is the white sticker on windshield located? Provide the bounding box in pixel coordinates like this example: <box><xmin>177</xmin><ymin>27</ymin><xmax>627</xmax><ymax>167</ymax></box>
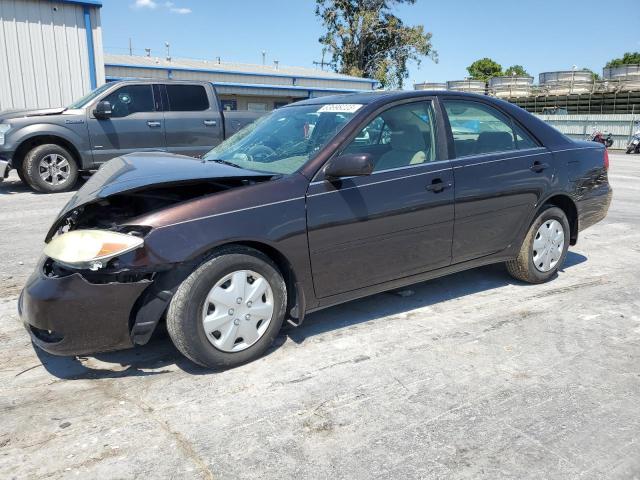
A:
<box><xmin>318</xmin><ymin>104</ymin><xmax>363</xmax><ymax>113</ymax></box>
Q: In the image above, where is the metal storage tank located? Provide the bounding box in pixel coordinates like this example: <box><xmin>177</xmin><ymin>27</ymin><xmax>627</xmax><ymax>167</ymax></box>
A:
<box><xmin>488</xmin><ymin>76</ymin><xmax>534</xmax><ymax>98</ymax></box>
<box><xmin>446</xmin><ymin>79</ymin><xmax>486</xmax><ymax>94</ymax></box>
<box><xmin>0</xmin><ymin>0</ymin><xmax>105</xmax><ymax>110</ymax></box>
<box><xmin>539</xmin><ymin>70</ymin><xmax>594</xmax><ymax>95</ymax></box>
<box><xmin>602</xmin><ymin>64</ymin><xmax>640</xmax><ymax>92</ymax></box>
<box><xmin>414</xmin><ymin>82</ymin><xmax>447</xmax><ymax>91</ymax></box>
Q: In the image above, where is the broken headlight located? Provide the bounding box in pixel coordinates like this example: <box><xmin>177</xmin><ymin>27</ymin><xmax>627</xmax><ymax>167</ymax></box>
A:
<box><xmin>43</xmin><ymin>229</ymin><xmax>144</xmax><ymax>270</ymax></box>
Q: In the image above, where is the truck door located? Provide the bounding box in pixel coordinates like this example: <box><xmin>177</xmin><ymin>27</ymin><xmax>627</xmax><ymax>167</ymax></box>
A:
<box><xmin>161</xmin><ymin>83</ymin><xmax>223</xmax><ymax>157</ymax></box>
<box><xmin>86</xmin><ymin>84</ymin><xmax>166</xmax><ymax>164</ymax></box>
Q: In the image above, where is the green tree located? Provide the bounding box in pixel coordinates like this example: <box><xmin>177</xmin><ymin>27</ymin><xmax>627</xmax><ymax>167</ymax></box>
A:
<box><xmin>315</xmin><ymin>0</ymin><xmax>437</xmax><ymax>89</ymax></box>
<box><xmin>466</xmin><ymin>58</ymin><xmax>503</xmax><ymax>81</ymax></box>
<box><xmin>605</xmin><ymin>52</ymin><xmax>640</xmax><ymax>68</ymax></box>
<box><xmin>504</xmin><ymin>65</ymin><xmax>530</xmax><ymax>77</ymax></box>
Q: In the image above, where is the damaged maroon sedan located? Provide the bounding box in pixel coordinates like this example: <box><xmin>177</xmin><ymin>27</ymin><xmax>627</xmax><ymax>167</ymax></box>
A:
<box><xmin>20</xmin><ymin>91</ymin><xmax>611</xmax><ymax>368</ymax></box>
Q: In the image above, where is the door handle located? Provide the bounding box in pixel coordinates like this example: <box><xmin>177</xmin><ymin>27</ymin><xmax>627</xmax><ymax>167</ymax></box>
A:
<box><xmin>147</xmin><ymin>121</ymin><xmax>161</xmax><ymax>128</ymax></box>
<box><xmin>425</xmin><ymin>178</ymin><xmax>452</xmax><ymax>193</ymax></box>
<box><xmin>204</xmin><ymin>120</ymin><xmax>217</xmax><ymax>126</ymax></box>
<box><xmin>530</xmin><ymin>161</ymin><xmax>550</xmax><ymax>173</ymax></box>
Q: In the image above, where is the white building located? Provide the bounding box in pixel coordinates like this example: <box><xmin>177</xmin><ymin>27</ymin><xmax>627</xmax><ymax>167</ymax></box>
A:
<box><xmin>104</xmin><ymin>54</ymin><xmax>377</xmax><ymax>111</ymax></box>
<box><xmin>0</xmin><ymin>0</ymin><xmax>104</xmax><ymax>110</ymax></box>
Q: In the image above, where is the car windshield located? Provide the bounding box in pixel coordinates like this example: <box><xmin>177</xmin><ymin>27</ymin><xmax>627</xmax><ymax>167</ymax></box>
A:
<box><xmin>203</xmin><ymin>103</ymin><xmax>362</xmax><ymax>174</ymax></box>
<box><xmin>66</xmin><ymin>83</ymin><xmax>113</xmax><ymax>109</ymax></box>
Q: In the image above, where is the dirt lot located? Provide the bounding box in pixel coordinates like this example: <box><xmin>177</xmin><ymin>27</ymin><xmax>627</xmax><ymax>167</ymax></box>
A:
<box><xmin>0</xmin><ymin>154</ymin><xmax>639</xmax><ymax>479</ymax></box>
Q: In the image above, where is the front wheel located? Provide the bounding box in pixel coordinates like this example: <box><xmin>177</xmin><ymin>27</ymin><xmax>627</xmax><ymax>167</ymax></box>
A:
<box><xmin>506</xmin><ymin>206</ymin><xmax>570</xmax><ymax>284</ymax></box>
<box><xmin>166</xmin><ymin>247</ymin><xmax>287</xmax><ymax>369</ymax></box>
<box><xmin>23</xmin><ymin>144</ymin><xmax>78</xmax><ymax>193</ymax></box>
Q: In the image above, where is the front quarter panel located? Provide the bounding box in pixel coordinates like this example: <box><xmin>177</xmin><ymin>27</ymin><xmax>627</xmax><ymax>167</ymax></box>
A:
<box><xmin>129</xmin><ymin>173</ymin><xmax>318</xmax><ymax>308</ymax></box>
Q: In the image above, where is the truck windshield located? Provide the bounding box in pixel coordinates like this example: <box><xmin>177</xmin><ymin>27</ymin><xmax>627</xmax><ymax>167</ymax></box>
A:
<box><xmin>203</xmin><ymin>104</ymin><xmax>362</xmax><ymax>174</ymax></box>
<box><xmin>66</xmin><ymin>83</ymin><xmax>113</xmax><ymax>109</ymax></box>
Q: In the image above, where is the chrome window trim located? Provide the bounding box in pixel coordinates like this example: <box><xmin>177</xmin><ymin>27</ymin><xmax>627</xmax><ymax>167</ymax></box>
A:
<box><xmin>452</xmin><ymin>149</ymin><xmax>550</xmax><ymax>169</ymax></box>
<box><xmin>307</xmin><ymin>167</ymin><xmax>452</xmax><ymax>197</ymax></box>
<box><xmin>309</xmin><ymin>158</ymin><xmax>452</xmax><ymax>186</ymax></box>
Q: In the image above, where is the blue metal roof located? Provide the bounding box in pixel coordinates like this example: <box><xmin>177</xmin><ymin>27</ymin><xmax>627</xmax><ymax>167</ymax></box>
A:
<box><xmin>49</xmin><ymin>0</ymin><xmax>102</xmax><ymax>6</ymax></box>
<box><xmin>104</xmin><ymin>61</ymin><xmax>377</xmax><ymax>86</ymax></box>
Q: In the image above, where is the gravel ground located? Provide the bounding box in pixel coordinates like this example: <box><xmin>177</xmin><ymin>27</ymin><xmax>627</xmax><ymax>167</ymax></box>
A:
<box><xmin>0</xmin><ymin>154</ymin><xmax>638</xmax><ymax>479</ymax></box>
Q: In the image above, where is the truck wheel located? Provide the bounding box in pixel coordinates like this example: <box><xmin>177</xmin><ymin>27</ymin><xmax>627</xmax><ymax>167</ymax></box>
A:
<box><xmin>23</xmin><ymin>144</ymin><xmax>78</xmax><ymax>193</ymax></box>
<box><xmin>166</xmin><ymin>247</ymin><xmax>287</xmax><ymax>369</ymax></box>
<box><xmin>506</xmin><ymin>206</ymin><xmax>570</xmax><ymax>284</ymax></box>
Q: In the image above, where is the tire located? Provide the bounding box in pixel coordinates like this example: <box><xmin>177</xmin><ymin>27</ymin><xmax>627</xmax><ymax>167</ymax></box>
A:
<box><xmin>23</xmin><ymin>144</ymin><xmax>78</xmax><ymax>193</ymax></box>
<box><xmin>166</xmin><ymin>247</ymin><xmax>287</xmax><ymax>369</ymax></box>
<box><xmin>16</xmin><ymin>166</ymin><xmax>27</xmax><ymax>184</ymax></box>
<box><xmin>506</xmin><ymin>206</ymin><xmax>570</xmax><ymax>284</ymax></box>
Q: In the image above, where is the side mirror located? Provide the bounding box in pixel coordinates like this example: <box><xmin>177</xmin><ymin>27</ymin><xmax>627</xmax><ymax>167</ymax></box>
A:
<box><xmin>324</xmin><ymin>152</ymin><xmax>374</xmax><ymax>179</ymax></box>
<box><xmin>93</xmin><ymin>101</ymin><xmax>112</xmax><ymax>119</ymax></box>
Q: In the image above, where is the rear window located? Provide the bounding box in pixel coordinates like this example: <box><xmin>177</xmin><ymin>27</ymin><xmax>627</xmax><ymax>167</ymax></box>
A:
<box><xmin>165</xmin><ymin>84</ymin><xmax>209</xmax><ymax>111</ymax></box>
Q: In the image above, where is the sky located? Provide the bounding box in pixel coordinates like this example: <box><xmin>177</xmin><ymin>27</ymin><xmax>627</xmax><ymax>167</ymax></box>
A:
<box><xmin>101</xmin><ymin>0</ymin><xmax>640</xmax><ymax>87</ymax></box>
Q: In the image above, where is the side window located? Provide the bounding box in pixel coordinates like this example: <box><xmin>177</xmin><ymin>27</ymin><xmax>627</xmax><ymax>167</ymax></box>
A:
<box><xmin>342</xmin><ymin>101</ymin><xmax>438</xmax><ymax>172</ymax></box>
<box><xmin>165</xmin><ymin>85</ymin><xmax>209</xmax><ymax>111</ymax></box>
<box><xmin>513</xmin><ymin>123</ymin><xmax>538</xmax><ymax>149</ymax></box>
<box><xmin>102</xmin><ymin>85</ymin><xmax>155</xmax><ymax>118</ymax></box>
<box><xmin>444</xmin><ymin>100</ymin><xmax>517</xmax><ymax>156</ymax></box>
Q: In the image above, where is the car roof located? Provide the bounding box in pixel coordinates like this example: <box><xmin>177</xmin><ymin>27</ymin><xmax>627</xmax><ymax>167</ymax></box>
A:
<box><xmin>290</xmin><ymin>90</ymin><xmax>488</xmax><ymax>107</ymax></box>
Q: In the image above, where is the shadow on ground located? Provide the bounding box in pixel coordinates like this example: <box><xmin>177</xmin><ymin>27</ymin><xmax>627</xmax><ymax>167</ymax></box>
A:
<box><xmin>35</xmin><ymin>252</ymin><xmax>587</xmax><ymax>380</ymax></box>
<box><xmin>0</xmin><ymin>174</ymin><xmax>86</xmax><ymax>195</ymax></box>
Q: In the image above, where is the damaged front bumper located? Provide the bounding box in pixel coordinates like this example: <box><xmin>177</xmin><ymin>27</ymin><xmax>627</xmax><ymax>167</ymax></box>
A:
<box><xmin>19</xmin><ymin>259</ymin><xmax>153</xmax><ymax>356</ymax></box>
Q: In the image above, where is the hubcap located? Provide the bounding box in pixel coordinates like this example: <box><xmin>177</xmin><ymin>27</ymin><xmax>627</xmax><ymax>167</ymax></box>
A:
<box><xmin>532</xmin><ymin>219</ymin><xmax>565</xmax><ymax>272</ymax></box>
<box><xmin>38</xmin><ymin>154</ymin><xmax>70</xmax><ymax>186</ymax></box>
<box><xmin>201</xmin><ymin>270</ymin><xmax>274</xmax><ymax>353</ymax></box>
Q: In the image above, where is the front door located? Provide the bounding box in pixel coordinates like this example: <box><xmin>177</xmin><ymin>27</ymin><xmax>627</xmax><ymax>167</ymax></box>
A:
<box><xmin>442</xmin><ymin>99</ymin><xmax>555</xmax><ymax>263</ymax></box>
<box><xmin>87</xmin><ymin>84</ymin><xmax>166</xmax><ymax>164</ymax></box>
<box><xmin>306</xmin><ymin>100</ymin><xmax>455</xmax><ymax>298</ymax></box>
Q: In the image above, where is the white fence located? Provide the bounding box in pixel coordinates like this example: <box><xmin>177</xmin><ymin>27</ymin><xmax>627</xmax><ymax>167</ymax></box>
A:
<box><xmin>535</xmin><ymin>114</ymin><xmax>640</xmax><ymax>150</ymax></box>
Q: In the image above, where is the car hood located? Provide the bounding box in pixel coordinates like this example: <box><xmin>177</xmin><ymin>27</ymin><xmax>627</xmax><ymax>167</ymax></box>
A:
<box><xmin>0</xmin><ymin>107</ymin><xmax>67</xmax><ymax>120</ymax></box>
<box><xmin>46</xmin><ymin>152</ymin><xmax>273</xmax><ymax>241</ymax></box>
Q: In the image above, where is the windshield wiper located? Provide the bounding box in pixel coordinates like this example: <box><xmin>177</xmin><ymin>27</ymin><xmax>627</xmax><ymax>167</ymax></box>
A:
<box><xmin>208</xmin><ymin>159</ymin><xmax>242</xmax><ymax>169</ymax></box>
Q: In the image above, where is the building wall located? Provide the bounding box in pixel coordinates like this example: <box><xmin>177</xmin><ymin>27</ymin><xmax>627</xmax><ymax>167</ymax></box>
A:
<box><xmin>0</xmin><ymin>0</ymin><xmax>104</xmax><ymax>110</ymax></box>
<box><xmin>105</xmin><ymin>65</ymin><xmax>374</xmax><ymax>92</ymax></box>
<box><xmin>536</xmin><ymin>113</ymin><xmax>640</xmax><ymax>149</ymax></box>
<box><xmin>218</xmin><ymin>95</ymin><xmax>300</xmax><ymax>112</ymax></box>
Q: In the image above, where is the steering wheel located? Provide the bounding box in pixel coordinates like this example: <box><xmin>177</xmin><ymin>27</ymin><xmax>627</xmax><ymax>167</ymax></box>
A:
<box><xmin>247</xmin><ymin>144</ymin><xmax>276</xmax><ymax>162</ymax></box>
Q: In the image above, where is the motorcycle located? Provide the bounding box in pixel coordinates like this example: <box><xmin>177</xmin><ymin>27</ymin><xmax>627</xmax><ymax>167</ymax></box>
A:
<box><xmin>588</xmin><ymin>129</ymin><xmax>614</xmax><ymax>148</ymax></box>
<box><xmin>626</xmin><ymin>130</ymin><xmax>640</xmax><ymax>154</ymax></box>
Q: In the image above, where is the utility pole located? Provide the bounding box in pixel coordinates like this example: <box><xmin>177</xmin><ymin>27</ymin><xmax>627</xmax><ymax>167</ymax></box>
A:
<box><xmin>129</xmin><ymin>38</ymin><xmax>133</xmax><ymax>56</ymax></box>
<box><xmin>313</xmin><ymin>48</ymin><xmax>330</xmax><ymax>71</ymax></box>
<box><xmin>262</xmin><ymin>50</ymin><xmax>266</xmax><ymax>66</ymax></box>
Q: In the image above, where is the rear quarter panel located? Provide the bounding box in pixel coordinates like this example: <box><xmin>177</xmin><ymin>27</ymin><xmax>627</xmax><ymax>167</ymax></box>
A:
<box><xmin>551</xmin><ymin>142</ymin><xmax>611</xmax><ymax>231</ymax></box>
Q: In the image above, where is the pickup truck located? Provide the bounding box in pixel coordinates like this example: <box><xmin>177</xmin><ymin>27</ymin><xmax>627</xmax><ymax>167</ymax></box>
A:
<box><xmin>0</xmin><ymin>80</ymin><xmax>262</xmax><ymax>193</ymax></box>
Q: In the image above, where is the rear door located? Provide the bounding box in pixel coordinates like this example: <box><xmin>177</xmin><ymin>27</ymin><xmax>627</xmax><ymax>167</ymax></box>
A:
<box><xmin>442</xmin><ymin>98</ymin><xmax>554</xmax><ymax>263</ymax></box>
<box><xmin>161</xmin><ymin>83</ymin><xmax>223</xmax><ymax>157</ymax></box>
<box><xmin>87</xmin><ymin>84</ymin><xmax>166</xmax><ymax>164</ymax></box>
<box><xmin>306</xmin><ymin>100</ymin><xmax>454</xmax><ymax>298</ymax></box>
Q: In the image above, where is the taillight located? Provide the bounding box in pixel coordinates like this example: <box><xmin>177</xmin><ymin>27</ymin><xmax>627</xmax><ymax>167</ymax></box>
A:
<box><xmin>603</xmin><ymin>148</ymin><xmax>609</xmax><ymax>171</ymax></box>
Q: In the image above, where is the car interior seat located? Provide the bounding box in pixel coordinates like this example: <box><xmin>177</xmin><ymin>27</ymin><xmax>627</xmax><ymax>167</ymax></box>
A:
<box><xmin>376</xmin><ymin>125</ymin><xmax>429</xmax><ymax>170</ymax></box>
<box><xmin>474</xmin><ymin>131</ymin><xmax>514</xmax><ymax>154</ymax></box>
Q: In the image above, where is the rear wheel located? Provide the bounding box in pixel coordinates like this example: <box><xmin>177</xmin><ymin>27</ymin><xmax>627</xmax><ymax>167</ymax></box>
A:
<box><xmin>506</xmin><ymin>206</ymin><xmax>570</xmax><ymax>284</ymax></box>
<box><xmin>23</xmin><ymin>144</ymin><xmax>78</xmax><ymax>193</ymax></box>
<box><xmin>166</xmin><ymin>247</ymin><xmax>287</xmax><ymax>369</ymax></box>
